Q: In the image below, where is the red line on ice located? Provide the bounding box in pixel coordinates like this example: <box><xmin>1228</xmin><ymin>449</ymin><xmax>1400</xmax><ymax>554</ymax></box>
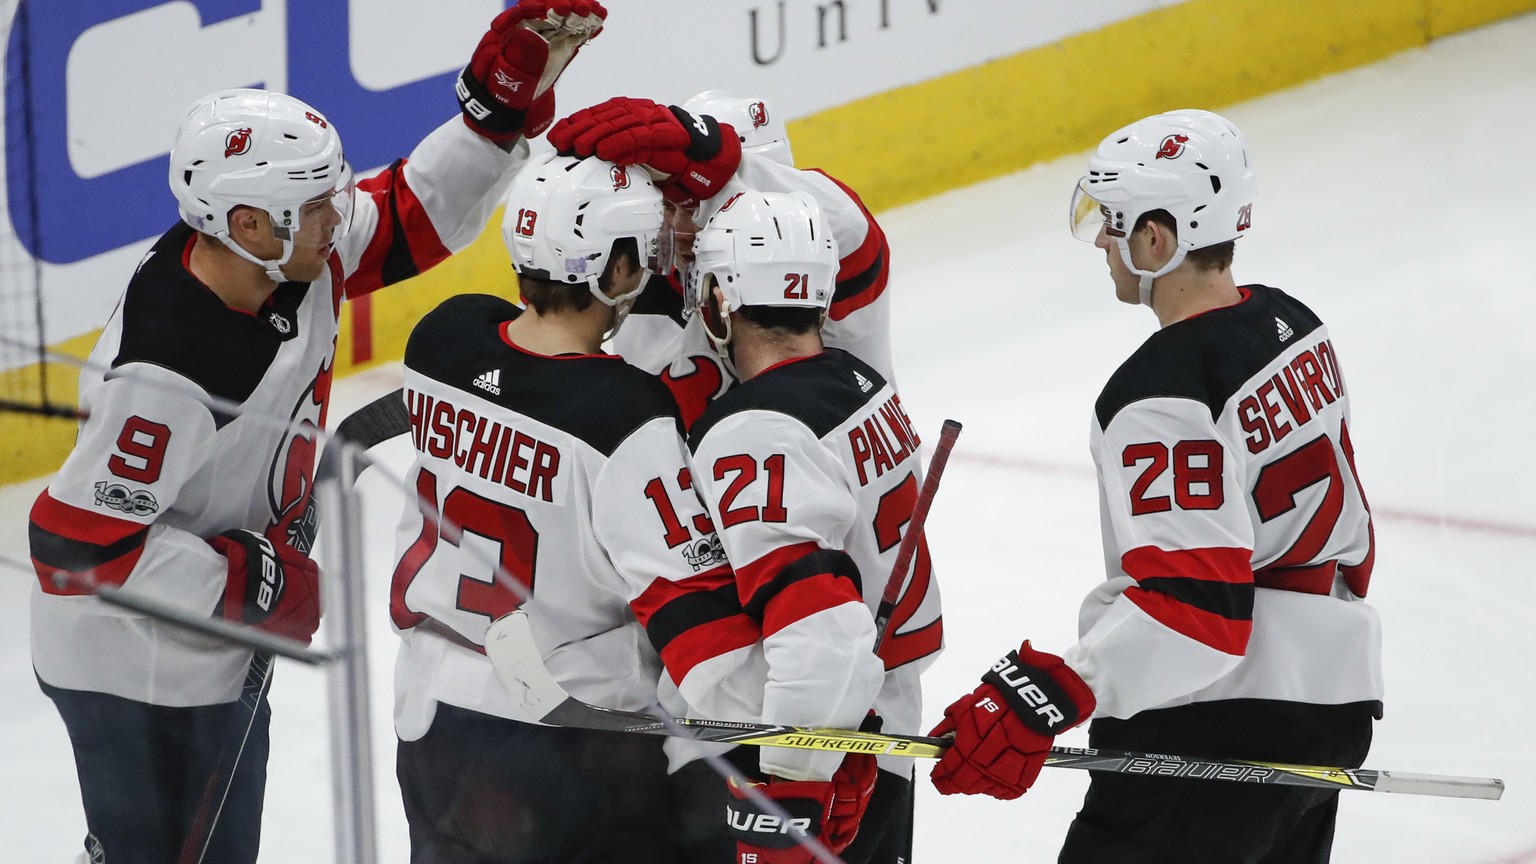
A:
<box><xmin>1486</xmin><ymin>845</ymin><xmax>1536</xmax><ymax>863</ymax></box>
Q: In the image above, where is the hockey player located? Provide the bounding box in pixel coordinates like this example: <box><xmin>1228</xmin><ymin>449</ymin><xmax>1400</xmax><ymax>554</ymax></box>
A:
<box><xmin>630</xmin><ymin>190</ymin><xmax>943</xmax><ymax>863</ymax></box>
<box><xmin>548</xmin><ymin>92</ymin><xmax>898</xmax><ymax>427</ymax></box>
<box><xmin>387</xmin><ymin>150</ymin><xmax>721</xmax><ymax>862</ymax></box>
<box><xmin>928</xmin><ymin>110</ymin><xmax>1382</xmax><ymax>862</ymax></box>
<box><xmin>25</xmin><ymin>3</ymin><xmax>606</xmax><ymax>861</ymax></box>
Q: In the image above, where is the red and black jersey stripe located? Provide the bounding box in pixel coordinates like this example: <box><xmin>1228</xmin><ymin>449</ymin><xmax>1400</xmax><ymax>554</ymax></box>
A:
<box><xmin>29</xmin><ymin>490</ymin><xmax>150</xmax><ymax>595</ymax></box>
<box><xmin>630</xmin><ymin>566</ymin><xmax>758</xmax><ymax>685</ymax></box>
<box><xmin>1120</xmin><ymin>545</ymin><xmax>1254</xmax><ymax>655</ymax></box>
<box><xmin>811</xmin><ymin>171</ymin><xmax>889</xmax><ymax>322</ymax></box>
<box><xmin>347</xmin><ymin>159</ymin><xmax>453</xmax><ymax>297</ymax></box>
<box><xmin>735</xmin><ymin>540</ymin><xmax>865</xmax><ymax>637</ymax></box>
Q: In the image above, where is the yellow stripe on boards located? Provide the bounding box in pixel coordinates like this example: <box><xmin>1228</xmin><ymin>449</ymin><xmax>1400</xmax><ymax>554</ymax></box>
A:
<box><xmin>1429</xmin><ymin>0</ymin><xmax>1536</xmax><ymax>36</ymax></box>
<box><xmin>795</xmin><ymin>0</ymin><xmax>1441</xmax><ymax>214</ymax></box>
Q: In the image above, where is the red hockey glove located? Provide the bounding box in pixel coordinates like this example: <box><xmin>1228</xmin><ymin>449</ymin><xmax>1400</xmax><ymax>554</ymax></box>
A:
<box><xmin>928</xmin><ymin>641</ymin><xmax>1096</xmax><ymax>800</ymax></box>
<box><xmin>547</xmin><ymin>97</ymin><xmax>741</xmax><ymax>204</ymax></box>
<box><xmin>210</xmin><ymin>529</ymin><xmax>322</xmax><ymax>646</ymax></box>
<box><xmin>726</xmin><ymin>749</ymin><xmax>878</xmax><ymax>863</ymax></box>
<box><xmin>457</xmin><ymin>0</ymin><xmax>607</xmax><ymax>142</ymax></box>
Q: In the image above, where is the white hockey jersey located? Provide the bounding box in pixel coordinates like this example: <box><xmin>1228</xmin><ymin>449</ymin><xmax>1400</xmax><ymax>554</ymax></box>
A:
<box><xmin>613</xmin><ymin>154</ymin><xmax>895</xmax><ymax>429</ymax></box>
<box><xmin>637</xmin><ymin>348</ymin><xmax>943</xmax><ymax>781</ymax></box>
<box><xmin>29</xmin><ymin>120</ymin><xmax>523</xmax><ymax>707</ymax></box>
<box><xmin>389</xmin><ymin>294</ymin><xmax>729</xmax><ymax>741</ymax></box>
<box><xmin>1062</xmin><ymin>285</ymin><xmax>1383</xmax><ymax>720</ymax></box>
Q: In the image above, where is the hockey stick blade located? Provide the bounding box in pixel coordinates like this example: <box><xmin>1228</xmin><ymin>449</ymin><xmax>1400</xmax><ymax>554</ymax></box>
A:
<box><xmin>292</xmin><ymin>388</ymin><xmax>409</xmax><ymax>554</ymax></box>
<box><xmin>315</xmin><ymin>387</ymin><xmax>409</xmax><ymax>484</ymax></box>
<box><xmin>487</xmin><ymin>611</ymin><xmax>1505</xmax><ymax>800</ymax></box>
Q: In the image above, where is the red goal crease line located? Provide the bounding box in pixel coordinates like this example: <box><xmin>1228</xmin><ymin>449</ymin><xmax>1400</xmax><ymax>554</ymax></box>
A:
<box><xmin>949</xmin><ymin>451</ymin><xmax>1536</xmax><ymax>542</ymax></box>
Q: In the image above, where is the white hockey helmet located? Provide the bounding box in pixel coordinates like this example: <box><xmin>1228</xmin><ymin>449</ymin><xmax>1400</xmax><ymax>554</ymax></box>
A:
<box><xmin>683</xmin><ymin>90</ymin><xmax>794</xmax><ymax>167</ymax></box>
<box><xmin>1069</xmin><ymin>109</ymin><xmax>1256</xmax><ymax>304</ymax></box>
<box><xmin>169</xmin><ymin>89</ymin><xmax>355</xmax><ymax>281</ymax></box>
<box><xmin>502</xmin><ymin>151</ymin><xmax>664</xmax><ymax>332</ymax></box>
<box><xmin>686</xmin><ymin>190</ymin><xmax>837</xmax><ymax>363</ymax></box>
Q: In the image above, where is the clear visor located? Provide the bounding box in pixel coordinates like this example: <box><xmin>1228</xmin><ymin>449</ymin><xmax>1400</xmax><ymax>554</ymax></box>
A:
<box><xmin>272</xmin><ymin>161</ymin><xmax>356</xmax><ymax>248</ymax></box>
<box><xmin>657</xmin><ymin>220</ymin><xmax>696</xmax><ymax>278</ymax></box>
<box><xmin>1069</xmin><ymin>182</ymin><xmax>1119</xmax><ymax>242</ymax></box>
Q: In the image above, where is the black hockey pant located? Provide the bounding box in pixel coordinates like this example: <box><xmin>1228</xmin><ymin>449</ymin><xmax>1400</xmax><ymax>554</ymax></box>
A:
<box><xmin>396</xmin><ymin>701</ymin><xmax>687</xmax><ymax>863</ymax></box>
<box><xmin>1059</xmin><ymin>698</ymin><xmax>1378</xmax><ymax>864</ymax></box>
<box><xmin>40</xmin><ymin>675</ymin><xmax>270</xmax><ymax>864</ymax></box>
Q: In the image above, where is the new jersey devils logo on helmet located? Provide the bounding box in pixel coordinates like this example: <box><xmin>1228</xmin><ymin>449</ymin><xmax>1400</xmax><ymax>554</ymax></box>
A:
<box><xmin>224</xmin><ymin>127</ymin><xmax>253</xmax><ymax>159</ymax></box>
<box><xmin>748</xmin><ymin>101</ymin><xmax>769</xmax><ymax>129</ymax></box>
<box><xmin>611</xmin><ymin>165</ymin><xmax>630</xmax><ymax>190</ymax></box>
<box><xmin>1155</xmin><ymin>134</ymin><xmax>1190</xmax><ymax>160</ymax></box>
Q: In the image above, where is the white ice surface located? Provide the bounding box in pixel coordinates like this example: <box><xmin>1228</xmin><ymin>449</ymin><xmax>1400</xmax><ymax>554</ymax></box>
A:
<box><xmin>3</xmin><ymin>12</ymin><xmax>1535</xmax><ymax>862</ymax></box>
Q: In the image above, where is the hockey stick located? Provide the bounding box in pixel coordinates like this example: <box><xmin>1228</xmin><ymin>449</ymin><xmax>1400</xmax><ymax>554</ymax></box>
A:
<box><xmin>178</xmin><ymin>388</ymin><xmax>409</xmax><ymax>864</ymax></box>
<box><xmin>487</xmin><ymin>610</ymin><xmax>1504</xmax><ymax>801</ymax></box>
<box><xmin>39</xmin><ymin>568</ymin><xmax>332</xmax><ymax>664</ymax></box>
<box><xmin>873</xmin><ymin>419</ymin><xmax>961</xmax><ymax>651</ymax></box>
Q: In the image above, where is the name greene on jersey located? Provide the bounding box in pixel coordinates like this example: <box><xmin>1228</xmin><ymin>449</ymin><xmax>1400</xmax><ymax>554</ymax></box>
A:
<box><xmin>1236</xmin><ymin>336</ymin><xmax>1346</xmax><ymax>455</ymax></box>
<box><xmin>847</xmin><ymin>394</ymin><xmax>921</xmax><ymax>487</ymax></box>
<box><xmin>404</xmin><ymin>387</ymin><xmax>565</xmax><ymax>505</ymax></box>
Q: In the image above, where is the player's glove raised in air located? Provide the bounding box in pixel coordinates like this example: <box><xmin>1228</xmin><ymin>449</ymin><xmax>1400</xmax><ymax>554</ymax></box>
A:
<box><xmin>210</xmin><ymin>529</ymin><xmax>322</xmax><ymax>646</ymax></box>
<box><xmin>928</xmin><ymin>641</ymin><xmax>1096</xmax><ymax>799</ymax></box>
<box><xmin>726</xmin><ymin>747</ymin><xmax>878</xmax><ymax>863</ymax></box>
<box><xmin>547</xmin><ymin>97</ymin><xmax>742</xmax><ymax>204</ymax></box>
<box><xmin>457</xmin><ymin>0</ymin><xmax>608</xmax><ymax>143</ymax></box>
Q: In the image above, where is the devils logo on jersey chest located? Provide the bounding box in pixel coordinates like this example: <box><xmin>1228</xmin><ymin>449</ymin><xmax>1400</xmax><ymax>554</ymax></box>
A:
<box><xmin>266</xmin><ymin>360</ymin><xmax>333</xmax><ymax>552</ymax></box>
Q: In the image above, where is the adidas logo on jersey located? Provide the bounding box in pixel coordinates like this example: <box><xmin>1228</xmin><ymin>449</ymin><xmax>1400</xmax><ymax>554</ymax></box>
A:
<box><xmin>853</xmin><ymin>371</ymin><xmax>874</xmax><ymax>393</ymax></box>
<box><xmin>472</xmin><ymin>369</ymin><xmax>502</xmax><ymax>396</ymax></box>
<box><xmin>1275</xmin><ymin>317</ymin><xmax>1294</xmax><ymax>342</ymax></box>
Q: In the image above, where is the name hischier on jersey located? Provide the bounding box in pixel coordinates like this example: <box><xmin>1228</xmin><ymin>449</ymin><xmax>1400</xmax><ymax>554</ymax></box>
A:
<box><xmin>404</xmin><ymin>388</ymin><xmax>562</xmax><ymax>502</ymax></box>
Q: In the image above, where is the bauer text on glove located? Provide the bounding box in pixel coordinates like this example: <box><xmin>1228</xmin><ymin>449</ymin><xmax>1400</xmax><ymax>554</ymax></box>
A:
<box><xmin>210</xmin><ymin>529</ymin><xmax>322</xmax><ymax>646</ymax></box>
<box><xmin>928</xmin><ymin>641</ymin><xmax>1096</xmax><ymax>799</ymax></box>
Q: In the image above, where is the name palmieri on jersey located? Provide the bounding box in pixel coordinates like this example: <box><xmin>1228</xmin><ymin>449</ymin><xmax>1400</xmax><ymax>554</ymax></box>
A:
<box><xmin>847</xmin><ymin>393</ymin><xmax>921</xmax><ymax>487</ymax></box>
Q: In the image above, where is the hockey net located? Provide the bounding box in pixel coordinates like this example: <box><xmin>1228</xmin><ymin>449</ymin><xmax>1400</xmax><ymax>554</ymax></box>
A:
<box><xmin>0</xmin><ymin>0</ymin><xmax>57</xmax><ymax>418</ymax></box>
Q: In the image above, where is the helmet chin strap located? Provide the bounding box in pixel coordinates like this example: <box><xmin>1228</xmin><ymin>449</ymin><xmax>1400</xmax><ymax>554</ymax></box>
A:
<box><xmin>1114</xmin><ymin>238</ymin><xmax>1187</xmax><ymax>307</ymax></box>
<box><xmin>217</xmin><ymin>232</ymin><xmax>294</xmax><ymax>284</ymax></box>
<box><xmin>588</xmin><ymin>270</ymin><xmax>651</xmax><ymax>341</ymax></box>
<box><xmin>702</xmin><ymin>301</ymin><xmax>739</xmax><ymax>380</ymax></box>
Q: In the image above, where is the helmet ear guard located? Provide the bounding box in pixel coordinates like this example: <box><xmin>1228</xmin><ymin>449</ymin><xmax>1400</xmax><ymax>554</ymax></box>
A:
<box><xmin>1069</xmin><ymin>109</ymin><xmax>1256</xmax><ymax>304</ymax></box>
<box><xmin>169</xmin><ymin>89</ymin><xmax>354</xmax><ymax>282</ymax></box>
